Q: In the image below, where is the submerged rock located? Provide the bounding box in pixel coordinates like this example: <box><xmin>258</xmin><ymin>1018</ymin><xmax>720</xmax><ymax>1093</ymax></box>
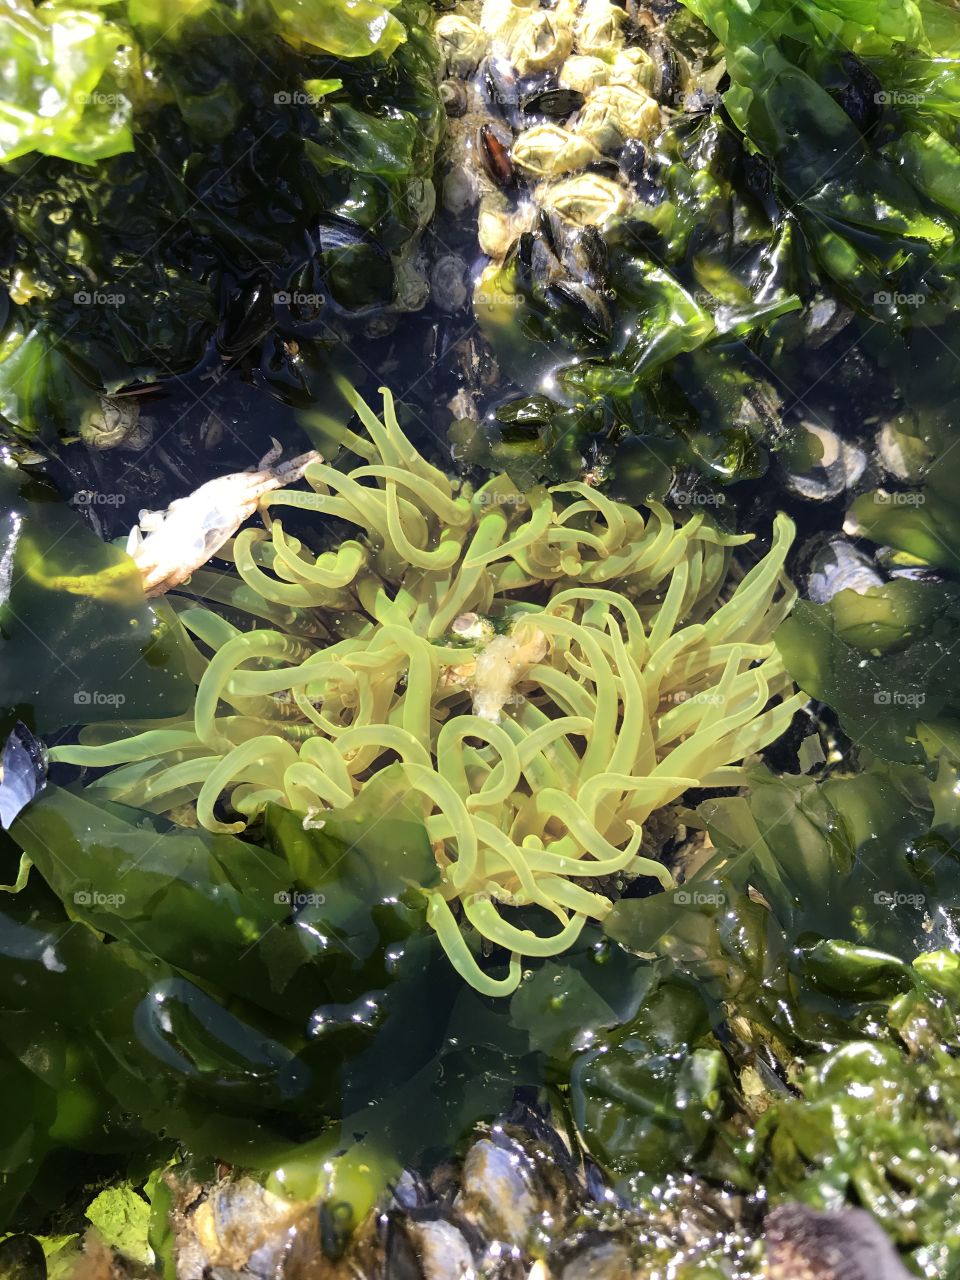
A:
<box><xmin>765</xmin><ymin>1203</ymin><xmax>914</xmax><ymax>1280</ymax></box>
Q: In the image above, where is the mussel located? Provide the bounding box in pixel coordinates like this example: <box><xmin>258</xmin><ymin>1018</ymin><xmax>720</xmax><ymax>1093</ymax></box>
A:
<box><xmin>520</xmin><ymin>86</ymin><xmax>585</xmax><ymax>118</ymax></box>
<box><xmin>544</xmin><ymin>279</ymin><xmax>613</xmax><ymax>341</ymax></box>
<box><xmin>217</xmin><ymin>275</ymin><xmax>276</xmax><ymax>357</ymax></box>
<box><xmin>477</xmin><ymin>123</ymin><xmax>516</xmax><ymax>187</ymax></box>
<box><xmin>832</xmin><ymin>52</ymin><xmax>883</xmax><ymax>135</ymax></box>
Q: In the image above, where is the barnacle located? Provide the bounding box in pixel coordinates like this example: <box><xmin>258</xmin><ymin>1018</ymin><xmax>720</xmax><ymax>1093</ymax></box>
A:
<box><xmin>52</xmin><ymin>387</ymin><xmax>803</xmax><ymax>996</ymax></box>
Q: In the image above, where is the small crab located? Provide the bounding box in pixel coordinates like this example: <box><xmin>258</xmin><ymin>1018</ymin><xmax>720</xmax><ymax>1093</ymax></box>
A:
<box><xmin>126</xmin><ymin>441</ymin><xmax>318</xmax><ymax>597</ymax></box>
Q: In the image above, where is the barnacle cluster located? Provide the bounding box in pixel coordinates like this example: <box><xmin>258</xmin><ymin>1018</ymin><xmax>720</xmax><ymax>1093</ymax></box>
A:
<box><xmin>53</xmin><ymin>388</ymin><xmax>801</xmax><ymax>994</ymax></box>
<box><xmin>435</xmin><ymin>0</ymin><xmax>711</xmax><ymax>267</ymax></box>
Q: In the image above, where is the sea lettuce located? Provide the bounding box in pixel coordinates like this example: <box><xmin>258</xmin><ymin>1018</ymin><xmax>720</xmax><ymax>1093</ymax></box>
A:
<box><xmin>681</xmin><ymin>0</ymin><xmax>960</xmax><ymax>313</ymax></box>
<box><xmin>0</xmin><ymin>0</ymin><xmax>442</xmax><ymax>445</ymax></box>
<box><xmin>776</xmin><ymin>580</ymin><xmax>960</xmax><ymax>762</ymax></box>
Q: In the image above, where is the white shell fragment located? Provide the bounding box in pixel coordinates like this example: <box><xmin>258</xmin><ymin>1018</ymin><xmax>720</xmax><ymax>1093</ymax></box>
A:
<box><xmin>126</xmin><ymin>442</ymin><xmax>318</xmax><ymax>597</ymax></box>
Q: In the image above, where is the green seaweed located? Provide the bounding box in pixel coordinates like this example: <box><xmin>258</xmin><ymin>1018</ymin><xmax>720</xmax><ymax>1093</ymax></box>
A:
<box><xmin>0</xmin><ymin>0</ymin><xmax>442</xmax><ymax>444</ymax></box>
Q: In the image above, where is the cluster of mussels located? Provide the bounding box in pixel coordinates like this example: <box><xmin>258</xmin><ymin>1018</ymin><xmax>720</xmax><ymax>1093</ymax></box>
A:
<box><xmin>428</xmin><ymin>0</ymin><xmax>703</xmax><ymax>415</ymax></box>
<box><xmin>50</xmin><ymin>1103</ymin><xmax>909</xmax><ymax>1280</ymax></box>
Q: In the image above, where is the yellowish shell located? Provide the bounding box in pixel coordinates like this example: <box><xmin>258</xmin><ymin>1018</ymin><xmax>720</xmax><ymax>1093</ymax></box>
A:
<box><xmin>573</xmin><ymin>0</ymin><xmax>625</xmax><ymax>58</ymax></box>
<box><xmin>538</xmin><ymin>172</ymin><xmax>628</xmax><ymax>226</ymax></box>
<box><xmin>559</xmin><ymin>54</ymin><xmax>610</xmax><ymax>94</ymax></box>
<box><xmin>511</xmin><ymin>124</ymin><xmax>600</xmax><ymax>177</ymax></box>
<box><xmin>435</xmin><ymin>14</ymin><xmax>489</xmax><ymax>74</ymax></box>
<box><xmin>575</xmin><ymin>83</ymin><xmax>661</xmax><ymax>152</ymax></box>
<box><xmin>477</xmin><ymin>193</ymin><xmax>537</xmax><ymax>259</ymax></box>
<box><xmin>609</xmin><ymin>46</ymin><xmax>658</xmax><ymax>94</ymax></box>
<box><xmin>480</xmin><ymin>0</ymin><xmax>537</xmax><ymax>43</ymax></box>
<box><xmin>507</xmin><ymin>9</ymin><xmax>574</xmax><ymax>73</ymax></box>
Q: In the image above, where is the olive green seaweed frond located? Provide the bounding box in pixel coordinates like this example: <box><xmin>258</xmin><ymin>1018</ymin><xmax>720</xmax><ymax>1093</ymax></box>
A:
<box><xmin>52</xmin><ymin>386</ymin><xmax>804</xmax><ymax>995</ymax></box>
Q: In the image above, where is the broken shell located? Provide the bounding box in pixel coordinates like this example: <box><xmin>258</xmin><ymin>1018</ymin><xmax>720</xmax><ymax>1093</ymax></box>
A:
<box><xmin>477</xmin><ymin>193</ymin><xmax>537</xmax><ymax>259</ymax></box>
<box><xmin>560</xmin><ymin>224</ymin><xmax>608</xmax><ymax>285</ymax></box>
<box><xmin>779</xmin><ymin>421</ymin><xmax>867</xmax><ymax>501</ymax></box>
<box><xmin>539</xmin><ymin>172</ymin><xmax>629</xmax><ymax>226</ymax></box>
<box><xmin>806</xmin><ymin>536</ymin><xmax>883</xmax><ymax>605</ymax></box>
<box><xmin>650</xmin><ymin>38</ymin><xmax>688</xmax><ymax>105</ymax></box>
<box><xmin>877</xmin><ymin>417</ymin><xmax>934</xmax><ymax>483</ymax></box>
<box><xmin>430</xmin><ymin>254</ymin><xmax>470</xmax><ymax>313</ymax></box>
<box><xmin>574</xmin><ymin>0</ymin><xmax>626</xmax><ymax>58</ymax></box>
<box><xmin>559</xmin><ymin>54</ymin><xmax>610</xmax><ymax>94</ymax></box>
<box><xmin>435</xmin><ymin>14</ymin><xmax>489</xmax><ymax>75</ymax></box>
<box><xmin>512</xmin><ymin>124</ymin><xmax>601</xmax><ymax>177</ymax></box>
<box><xmin>79</xmin><ymin>395</ymin><xmax>146</xmax><ymax>451</ymax></box>
<box><xmin>575</xmin><ymin>84</ymin><xmax>661</xmax><ymax>152</ymax></box>
<box><xmin>508</xmin><ymin>10</ymin><xmax>574</xmax><ymax>75</ymax></box>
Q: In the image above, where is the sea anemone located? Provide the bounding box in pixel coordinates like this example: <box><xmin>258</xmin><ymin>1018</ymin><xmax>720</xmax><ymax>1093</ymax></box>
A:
<box><xmin>52</xmin><ymin>386</ymin><xmax>803</xmax><ymax>995</ymax></box>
